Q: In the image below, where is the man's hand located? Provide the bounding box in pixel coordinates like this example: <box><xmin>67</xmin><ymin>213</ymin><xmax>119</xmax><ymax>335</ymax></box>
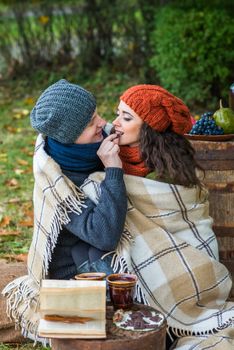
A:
<box><xmin>97</xmin><ymin>134</ymin><xmax>122</xmax><ymax>168</ymax></box>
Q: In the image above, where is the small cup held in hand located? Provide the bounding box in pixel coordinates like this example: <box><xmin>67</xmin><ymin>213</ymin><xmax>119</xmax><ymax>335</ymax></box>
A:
<box><xmin>107</xmin><ymin>273</ymin><xmax>138</xmax><ymax>310</ymax></box>
<box><xmin>74</xmin><ymin>272</ymin><xmax>106</xmax><ymax>281</ymax></box>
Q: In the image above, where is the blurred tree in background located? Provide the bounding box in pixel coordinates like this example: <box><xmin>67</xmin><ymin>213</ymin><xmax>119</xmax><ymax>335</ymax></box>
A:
<box><xmin>0</xmin><ymin>0</ymin><xmax>233</xmax><ymax>107</ymax></box>
<box><xmin>150</xmin><ymin>3</ymin><xmax>234</xmax><ymax>107</ymax></box>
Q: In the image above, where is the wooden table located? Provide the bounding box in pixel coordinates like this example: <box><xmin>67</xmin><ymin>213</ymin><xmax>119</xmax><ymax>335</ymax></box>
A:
<box><xmin>51</xmin><ymin>304</ymin><xmax>167</xmax><ymax>350</ymax></box>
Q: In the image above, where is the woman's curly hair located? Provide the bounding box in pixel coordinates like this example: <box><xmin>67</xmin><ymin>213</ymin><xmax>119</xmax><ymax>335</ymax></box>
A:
<box><xmin>139</xmin><ymin>123</ymin><xmax>204</xmax><ymax>188</ymax></box>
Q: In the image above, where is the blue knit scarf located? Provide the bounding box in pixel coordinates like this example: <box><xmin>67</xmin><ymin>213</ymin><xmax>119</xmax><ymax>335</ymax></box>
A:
<box><xmin>45</xmin><ymin>137</ymin><xmax>103</xmax><ymax>172</ymax></box>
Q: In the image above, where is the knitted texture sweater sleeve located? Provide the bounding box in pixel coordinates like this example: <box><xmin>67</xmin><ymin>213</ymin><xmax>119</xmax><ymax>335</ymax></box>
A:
<box><xmin>65</xmin><ymin>168</ymin><xmax>127</xmax><ymax>251</ymax></box>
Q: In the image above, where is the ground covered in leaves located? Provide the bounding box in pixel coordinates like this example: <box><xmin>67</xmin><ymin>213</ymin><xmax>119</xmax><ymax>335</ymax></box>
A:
<box><xmin>0</xmin><ymin>83</ymin><xmax>36</xmax><ymax>263</ymax></box>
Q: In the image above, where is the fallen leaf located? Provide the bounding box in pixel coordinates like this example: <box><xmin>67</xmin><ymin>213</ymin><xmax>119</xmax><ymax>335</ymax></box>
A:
<box><xmin>14</xmin><ymin>168</ymin><xmax>25</xmax><ymax>175</ymax></box>
<box><xmin>17</xmin><ymin>159</ymin><xmax>29</xmax><ymax>166</ymax></box>
<box><xmin>8</xmin><ymin>197</ymin><xmax>21</xmax><ymax>203</ymax></box>
<box><xmin>0</xmin><ymin>153</ymin><xmax>7</xmax><ymax>159</ymax></box>
<box><xmin>12</xmin><ymin>108</ymin><xmax>29</xmax><ymax>118</ymax></box>
<box><xmin>13</xmin><ymin>113</ymin><xmax>23</xmax><ymax>119</ymax></box>
<box><xmin>21</xmin><ymin>147</ymin><xmax>33</xmax><ymax>157</ymax></box>
<box><xmin>38</xmin><ymin>15</ymin><xmax>49</xmax><ymax>25</ymax></box>
<box><xmin>20</xmin><ymin>147</ymin><xmax>29</xmax><ymax>153</ymax></box>
<box><xmin>24</xmin><ymin>97</ymin><xmax>35</xmax><ymax>105</ymax></box>
<box><xmin>4</xmin><ymin>125</ymin><xmax>17</xmax><ymax>133</ymax></box>
<box><xmin>24</xmin><ymin>210</ymin><xmax>34</xmax><ymax>219</ymax></box>
<box><xmin>15</xmin><ymin>253</ymin><xmax>28</xmax><ymax>262</ymax></box>
<box><xmin>12</xmin><ymin>108</ymin><xmax>22</xmax><ymax>113</ymax></box>
<box><xmin>18</xmin><ymin>219</ymin><xmax>33</xmax><ymax>227</ymax></box>
<box><xmin>4</xmin><ymin>253</ymin><xmax>28</xmax><ymax>262</ymax></box>
<box><xmin>5</xmin><ymin>178</ymin><xmax>19</xmax><ymax>188</ymax></box>
<box><xmin>22</xmin><ymin>201</ymin><xmax>33</xmax><ymax>211</ymax></box>
<box><xmin>0</xmin><ymin>216</ymin><xmax>11</xmax><ymax>227</ymax></box>
<box><xmin>22</xmin><ymin>109</ymin><xmax>30</xmax><ymax>116</ymax></box>
<box><xmin>24</xmin><ymin>166</ymin><xmax>33</xmax><ymax>174</ymax></box>
<box><xmin>0</xmin><ymin>229</ymin><xmax>20</xmax><ymax>236</ymax></box>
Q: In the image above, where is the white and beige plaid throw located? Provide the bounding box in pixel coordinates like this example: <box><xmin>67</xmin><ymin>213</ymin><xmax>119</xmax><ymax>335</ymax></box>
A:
<box><xmin>2</xmin><ymin>135</ymin><xmax>234</xmax><ymax>346</ymax></box>
<box><xmin>83</xmin><ymin>171</ymin><xmax>234</xmax><ymax>339</ymax></box>
<box><xmin>2</xmin><ymin>134</ymin><xmax>86</xmax><ymax>339</ymax></box>
<box><xmin>174</xmin><ymin>328</ymin><xmax>234</xmax><ymax>349</ymax></box>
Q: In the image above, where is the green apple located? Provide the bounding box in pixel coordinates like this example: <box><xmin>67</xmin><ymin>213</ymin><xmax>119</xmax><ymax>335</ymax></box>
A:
<box><xmin>213</xmin><ymin>100</ymin><xmax>234</xmax><ymax>134</ymax></box>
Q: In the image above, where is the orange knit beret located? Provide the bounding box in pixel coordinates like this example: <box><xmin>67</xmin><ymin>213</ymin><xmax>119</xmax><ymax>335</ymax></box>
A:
<box><xmin>120</xmin><ymin>85</ymin><xmax>192</xmax><ymax>135</ymax></box>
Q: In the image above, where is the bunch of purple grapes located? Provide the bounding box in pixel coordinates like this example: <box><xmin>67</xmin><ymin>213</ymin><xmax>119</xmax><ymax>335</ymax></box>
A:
<box><xmin>190</xmin><ymin>112</ymin><xmax>224</xmax><ymax>135</ymax></box>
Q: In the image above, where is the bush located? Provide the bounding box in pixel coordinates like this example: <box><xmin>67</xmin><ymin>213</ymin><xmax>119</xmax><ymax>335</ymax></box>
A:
<box><xmin>150</xmin><ymin>7</ymin><xmax>234</xmax><ymax>107</ymax></box>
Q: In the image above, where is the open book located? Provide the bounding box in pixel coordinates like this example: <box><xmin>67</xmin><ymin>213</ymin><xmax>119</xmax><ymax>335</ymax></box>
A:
<box><xmin>38</xmin><ymin>279</ymin><xmax>106</xmax><ymax>339</ymax></box>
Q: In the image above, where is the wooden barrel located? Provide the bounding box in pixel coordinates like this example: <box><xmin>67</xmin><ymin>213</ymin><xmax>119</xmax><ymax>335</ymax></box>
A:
<box><xmin>51</xmin><ymin>304</ymin><xmax>166</xmax><ymax>350</ymax></box>
<box><xmin>190</xmin><ymin>139</ymin><xmax>234</xmax><ymax>299</ymax></box>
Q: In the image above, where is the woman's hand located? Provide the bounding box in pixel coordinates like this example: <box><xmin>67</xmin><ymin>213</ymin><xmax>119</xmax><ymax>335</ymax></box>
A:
<box><xmin>97</xmin><ymin>134</ymin><xmax>122</xmax><ymax>168</ymax></box>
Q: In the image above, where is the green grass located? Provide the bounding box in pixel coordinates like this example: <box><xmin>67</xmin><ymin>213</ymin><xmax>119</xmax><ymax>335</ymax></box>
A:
<box><xmin>0</xmin><ymin>85</ymin><xmax>36</xmax><ymax>257</ymax></box>
<box><xmin>0</xmin><ymin>344</ymin><xmax>50</xmax><ymax>350</ymax></box>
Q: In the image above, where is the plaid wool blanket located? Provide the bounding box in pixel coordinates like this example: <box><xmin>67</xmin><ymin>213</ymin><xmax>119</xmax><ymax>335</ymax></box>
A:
<box><xmin>83</xmin><ymin>171</ymin><xmax>234</xmax><ymax>338</ymax></box>
<box><xmin>2</xmin><ymin>134</ymin><xmax>86</xmax><ymax>339</ymax></box>
<box><xmin>173</xmin><ymin>328</ymin><xmax>234</xmax><ymax>349</ymax></box>
<box><xmin>2</xmin><ymin>134</ymin><xmax>234</xmax><ymax>346</ymax></box>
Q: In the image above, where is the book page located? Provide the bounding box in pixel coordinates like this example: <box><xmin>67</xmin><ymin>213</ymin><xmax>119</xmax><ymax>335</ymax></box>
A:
<box><xmin>39</xmin><ymin>279</ymin><xmax>106</xmax><ymax>338</ymax></box>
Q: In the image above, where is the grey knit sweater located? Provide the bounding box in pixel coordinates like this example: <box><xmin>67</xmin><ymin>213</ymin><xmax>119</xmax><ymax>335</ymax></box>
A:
<box><xmin>49</xmin><ymin>167</ymin><xmax>127</xmax><ymax>279</ymax></box>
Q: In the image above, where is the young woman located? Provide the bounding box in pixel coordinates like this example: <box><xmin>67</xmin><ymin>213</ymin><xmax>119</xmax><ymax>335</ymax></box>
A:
<box><xmin>2</xmin><ymin>79</ymin><xmax>127</xmax><ymax>342</ymax></box>
<box><xmin>84</xmin><ymin>85</ymin><xmax>234</xmax><ymax>349</ymax></box>
<box><xmin>112</xmin><ymin>84</ymin><xmax>202</xmax><ymax>187</ymax></box>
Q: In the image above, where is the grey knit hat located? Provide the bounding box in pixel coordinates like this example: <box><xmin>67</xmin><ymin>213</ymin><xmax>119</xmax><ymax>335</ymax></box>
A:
<box><xmin>30</xmin><ymin>79</ymin><xmax>96</xmax><ymax>144</ymax></box>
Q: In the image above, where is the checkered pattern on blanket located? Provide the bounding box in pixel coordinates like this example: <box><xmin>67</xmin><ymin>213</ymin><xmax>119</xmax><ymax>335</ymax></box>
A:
<box><xmin>174</xmin><ymin>328</ymin><xmax>234</xmax><ymax>349</ymax></box>
<box><xmin>84</xmin><ymin>172</ymin><xmax>234</xmax><ymax>336</ymax></box>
